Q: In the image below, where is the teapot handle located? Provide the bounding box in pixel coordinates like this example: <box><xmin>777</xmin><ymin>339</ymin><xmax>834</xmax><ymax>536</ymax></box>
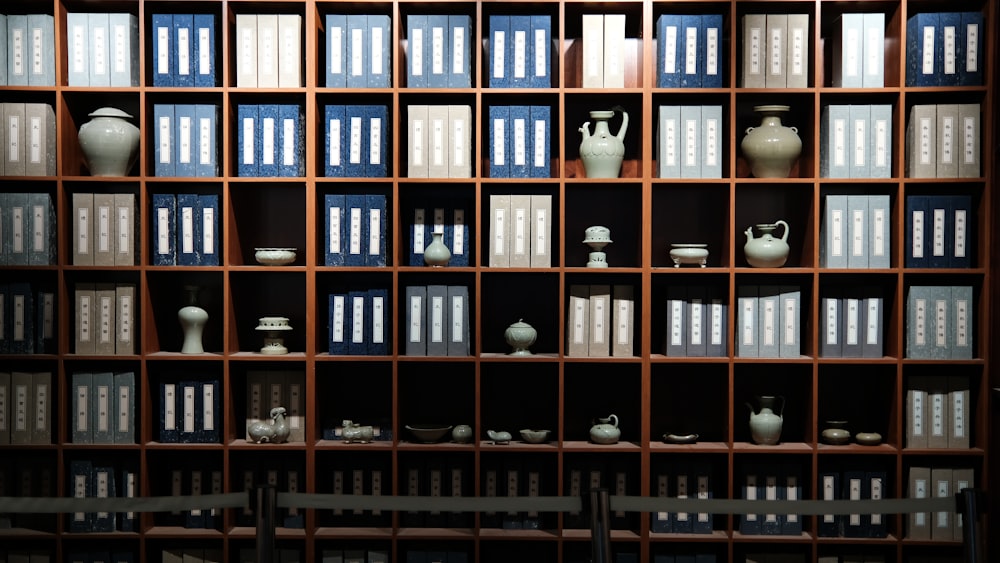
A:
<box><xmin>775</xmin><ymin>220</ymin><xmax>790</xmax><ymax>243</ymax></box>
<box><xmin>609</xmin><ymin>414</ymin><xmax>618</xmax><ymax>427</ymax></box>
<box><xmin>776</xmin><ymin>395</ymin><xmax>785</xmax><ymax>416</ymax></box>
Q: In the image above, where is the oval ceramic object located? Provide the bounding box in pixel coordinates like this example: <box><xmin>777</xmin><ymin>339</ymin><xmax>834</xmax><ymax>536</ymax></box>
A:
<box><xmin>855</xmin><ymin>432</ymin><xmax>883</xmax><ymax>446</ymax></box>
<box><xmin>78</xmin><ymin>107</ymin><xmax>141</xmax><ymax>176</ymax></box>
<box><xmin>669</xmin><ymin>244</ymin><xmax>709</xmax><ymax>267</ymax></box>
<box><xmin>741</xmin><ymin>105</ymin><xmax>802</xmax><ymax>178</ymax></box>
<box><xmin>821</xmin><ymin>421</ymin><xmax>851</xmax><ymax>445</ymax></box>
<box><xmin>519</xmin><ymin>429</ymin><xmax>551</xmax><ymax>443</ymax></box>
<box><xmin>423</xmin><ymin>231</ymin><xmax>451</xmax><ymax>266</ymax></box>
<box><xmin>505</xmin><ymin>319</ymin><xmax>537</xmax><ymax>355</ymax></box>
<box><xmin>487</xmin><ymin>429</ymin><xmax>512</xmax><ymax>444</ymax></box>
<box><xmin>451</xmin><ymin>424</ymin><xmax>474</xmax><ymax>443</ymax></box>
<box><xmin>405</xmin><ymin>424</ymin><xmax>453</xmax><ymax>443</ymax></box>
<box><xmin>255</xmin><ymin>248</ymin><xmax>297</xmax><ymax>266</ymax></box>
<box><xmin>744</xmin><ymin>221</ymin><xmax>790</xmax><ymax>267</ymax></box>
<box><xmin>663</xmin><ymin>433</ymin><xmax>699</xmax><ymax>444</ymax></box>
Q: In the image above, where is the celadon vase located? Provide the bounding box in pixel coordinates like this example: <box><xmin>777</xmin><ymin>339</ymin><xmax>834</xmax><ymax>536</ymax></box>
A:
<box><xmin>77</xmin><ymin>107</ymin><xmax>141</xmax><ymax>176</ymax></box>
<box><xmin>747</xmin><ymin>395</ymin><xmax>784</xmax><ymax>445</ymax></box>
<box><xmin>579</xmin><ymin>108</ymin><xmax>629</xmax><ymax>178</ymax></box>
<box><xmin>741</xmin><ymin>105</ymin><xmax>802</xmax><ymax>178</ymax></box>
<box><xmin>423</xmin><ymin>231</ymin><xmax>451</xmax><ymax>266</ymax></box>
<box><xmin>178</xmin><ymin>285</ymin><xmax>208</xmax><ymax>354</ymax></box>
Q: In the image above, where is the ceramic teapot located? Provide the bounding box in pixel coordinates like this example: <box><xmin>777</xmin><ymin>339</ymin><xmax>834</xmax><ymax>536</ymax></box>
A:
<box><xmin>746</xmin><ymin>395</ymin><xmax>784</xmax><ymax>445</ymax></box>
<box><xmin>579</xmin><ymin>108</ymin><xmax>629</xmax><ymax>178</ymax></box>
<box><xmin>744</xmin><ymin>220</ymin><xmax>790</xmax><ymax>267</ymax></box>
<box><xmin>589</xmin><ymin>414</ymin><xmax>620</xmax><ymax>444</ymax></box>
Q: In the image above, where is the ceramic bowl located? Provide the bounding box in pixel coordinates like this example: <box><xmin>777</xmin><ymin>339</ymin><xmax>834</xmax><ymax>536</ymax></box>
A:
<box><xmin>855</xmin><ymin>432</ymin><xmax>883</xmax><ymax>446</ymax></box>
<box><xmin>255</xmin><ymin>247</ymin><xmax>297</xmax><ymax>266</ymax></box>
<box><xmin>405</xmin><ymin>424</ymin><xmax>453</xmax><ymax>443</ymax></box>
<box><xmin>662</xmin><ymin>433</ymin><xmax>699</xmax><ymax>444</ymax></box>
<box><xmin>519</xmin><ymin>429</ymin><xmax>551</xmax><ymax>444</ymax></box>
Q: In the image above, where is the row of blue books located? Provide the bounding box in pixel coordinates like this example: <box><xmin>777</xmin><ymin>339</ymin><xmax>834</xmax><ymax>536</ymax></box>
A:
<box><xmin>487</xmin><ymin>105</ymin><xmax>551</xmax><ymax>178</ymax></box>
<box><xmin>0</xmin><ymin>283</ymin><xmax>55</xmax><ymax>355</ymax></box>
<box><xmin>408</xmin><ymin>205</ymin><xmax>469</xmax><ymax>266</ymax></box>
<box><xmin>158</xmin><ymin>379</ymin><xmax>221</xmax><ymax>443</ymax></box>
<box><xmin>819</xmin><ymin>287</ymin><xmax>885</xmax><ymax>359</ymax></box>
<box><xmin>0</xmin><ymin>193</ymin><xmax>56</xmax><ymax>265</ymax></box>
<box><xmin>152</xmin><ymin>104</ymin><xmax>220</xmax><ymax>177</ymax></box>
<box><xmin>70</xmin><ymin>372</ymin><xmax>135</xmax><ymax>444</ymax></box>
<box><xmin>68</xmin><ymin>460</ymin><xmax>138</xmax><ymax>533</ymax></box>
<box><xmin>401</xmin><ymin>456</ymin><xmax>474</xmax><ymax>528</ymax></box>
<box><xmin>150</xmin><ymin>14</ymin><xmax>216</xmax><ymax>87</ymax></box>
<box><xmin>905</xmin><ymin>195</ymin><xmax>973</xmax><ymax>268</ymax></box>
<box><xmin>327</xmin><ymin>289</ymin><xmax>389</xmax><ymax>356</ymax></box>
<box><xmin>406</xmin><ymin>15</ymin><xmax>472</xmax><ymax>88</ymax></box>
<box><xmin>650</xmin><ymin>462</ymin><xmax>716</xmax><ymax>534</ymax></box>
<box><xmin>906</xmin><ymin>12</ymin><xmax>983</xmax><ymax>87</ymax></box>
<box><xmin>656</xmin><ymin>15</ymin><xmax>724</xmax><ymax>88</ymax></box>
<box><xmin>151</xmin><ymin>193</ymin><xmax>220</xmax><ymax>266</ymax></box>
<box><xmin>0</xmin><ymin>14</ymin><xmax>54</xmax><ymax>86</ymax></box>
<box><xmin>739</xmin><ymin>464</ymin><xmax>807</xmax><ymax>536</ymax></box>
<box><xmin>162</xmin><ymin>466</ymin><xmax>224</xmax><ymax>529</ymax></box>
<box><xmin>323</xmin><ymin>105</ymin><xmax>388</xmax><ymax>177</ymax></box>
<box><xmin>325</xmin><ymin>14</ymin><xmax>391</xmax><ymax>88</ymax></box>
<box><xmin>236</xmin><ymin>104</ymin><xmax>304</xmax><ymax>177</ymax></box>
<box><xmin>488</xmin><ymin>15</ymin><xmax>551</xmax><ymax>88</ymax></box>
<box><xmin>662</xmin><ymin>286</ymin><xmax>728</xmax><ymax>358</ymax></box>
<box><xmin>404</xmin><ymin>285</ymin><xmax>471</xmax><ymax>356</ymax></box>
<box><xmin>816</xmin><ymin>470</ymin><xmax>889</xmax><ymax>538</ymax></box>
<box><xmin>323</xmin><ymin>194</ymin><xmax>387</xmax><ymax>266</ymax></box>
<box><xmin>67</xmin><ymin>13</ymin><xmax>139</xmax><ymax>87</ymax></box>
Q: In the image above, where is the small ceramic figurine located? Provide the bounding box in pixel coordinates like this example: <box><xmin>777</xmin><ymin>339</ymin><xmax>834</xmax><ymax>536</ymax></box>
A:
<box><xmin>247</xmin><ymin>407</ymin><xmax>291</xmax><ymax>443</ymax></box>
<box><xmin>342</xmin><ymin>420</ymin><xmax>375</xmax><ymax>443</ymax></box>
<box><xmin>487</xmin><ymin>429</ymin><xmax>512</xmax><ymax>444</ymax></box>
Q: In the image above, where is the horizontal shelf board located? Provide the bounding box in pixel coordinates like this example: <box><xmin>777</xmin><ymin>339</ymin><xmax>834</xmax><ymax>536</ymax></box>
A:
<box><xmin>313</xmin><ymin>527</ymin><xmax>395</xmax><ymax>538</ymax></box>
<box><xmin>478</xmin><ymin>529</ymin><xmax>561</xmax><ymax>539</ymax></box>
<box><xmin>145</xmin><ymin>351</ymin><xmax>224</xmax><ymax>359</ymax></box>
<box><xmin>561</xmin><ymin>441</ymin><xmax>642</xmax><ymax>452</ymax></box>
<box><xmin>732</xmin><ymin>357</ymin><xmax>814</xmax><ymax>364</ymax></box>
<box><xmin>479</xmin><ymin>353</ymin><xmax>561</xmax><ymax>361</ymax></box>
<box><xmin>228</xmin><ymin>266</ymin><xmax>306</xmax><ymax>272</ymax></box>
<box><xmin>397</xmin><ymin>441</ymin><xmax>478</xmax><ymax>450</ymax></box>
<box><xmin>0</xmin><ymin>529</ymin><xmax>54</xmax><ymax>538</ymax></box>
<box><xmin>63</xmin><ymin>443</ymin><xmax>140</xmax><ymax>450</ymax></box>
<box><xmin>732</xmin><ymin>531</ymin><xmax>812</xmax><ymax>542</ymax></box>
<box><xmin>649</xmin><ymin>441</ymin><xmax>730</xmax><ymax>453</ymax></box>
<box><xmin>649</xmin><ymin>355</ymin><xmax>730</xmax><ymax>363</ymax></box>
<box><xmin>562</xmin><ymin>528</ymin><xmax>640</xmax><ymax>541</ymax></box>
<box><xmin>478</xmin><ymin>441</ymin><xmax>559</xmax><ymax>450</ymax></box>
<box><xmin>315</xmin><ymin>440</ymin><xmax>396</xmax><ymax>449</ymax></box>
<box><xmin>227</xmin><ymin>441</ymin><xmax>308</xmax><ymax>450</ymax></box>
<box><xmin>142</xmin><ymin>527</ymin><xmax>223</xmax><ymax>538</ymax></box>
<box><xmin>817</xmin><ymin>443</ymin><xmax>897</xmax><ymax>453</ymax></box>
<box><xmin>732</xmin><ymin>442</ymin><xmax>813</xmax><ymax>453</ymax></box>
<box><xmin>817</xmin><ymin>534</ymin><xmax>902</xmax><ymax>544</ymax></box>
<box><xmin>229</xmin><ymin>526</ymin><xmax>306</xmax><ymax>538</ymax></box>
<box><xmin>229</xmin><ymin>352</ymin><xmax>308</xmax><ymax>360</ymax></box>
<box><xmin>648</xmin><ymin>530</ymin><xmax>730</xmax><ymax>542</ymax></box>
<box><xmin>315</xmin><ymin>354</ymin><xmax>393</xmax><ymax>361</ymax></box>
<box><xmin>901</xmin><ymin>447</ymin><xmax>986</xmax><ymax>456</ymax></box>
<box><xmin>146</xmin><ymin>442</ymin><xmax>222</xmax><ymax>449</ymax></box>
<box><xmin>563</xmin><ymin>356</ymin><xmax>643</xmax><ymax>363</ymax></box>
<box><xmin>396</xmin><ymin>527</ymin><xmax>476</xmax><ymax>539</ymax></box>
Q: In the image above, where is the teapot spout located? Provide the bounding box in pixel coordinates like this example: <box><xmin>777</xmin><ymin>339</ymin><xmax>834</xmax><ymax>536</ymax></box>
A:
<box><xmin>744</xmin><ymin>226</ymin><xmax>755</xmax><ymax>244</ymax></box>
<box><xmin>579</xmin><ymin>122</ymin><xmax>591</xmax><ymax>138</ymax></box>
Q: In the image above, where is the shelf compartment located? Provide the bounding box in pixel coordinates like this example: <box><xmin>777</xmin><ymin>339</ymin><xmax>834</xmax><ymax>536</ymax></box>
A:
<box><xmin>144</xmin><ymin>271</ymin><xmax>222</xmax><ymax>355</ymax></box>
<box><xmin>651</xmin><ymin>362</ymin><xmax>730</xmax><ymax>443</ymax></box>
<box><xmin>563</xmin><ymin>93</ymin><xmax>644</xmax><ymax>179</ymax></box>
<box><xmin>227</xmin><ymin>181</ymin><xmax>306</xmax><ymax>267</ymax></box>
<box><xmin>227</xmin><ymin>270</ymin><xmax>307</xmax><ymax>354</ymax></box>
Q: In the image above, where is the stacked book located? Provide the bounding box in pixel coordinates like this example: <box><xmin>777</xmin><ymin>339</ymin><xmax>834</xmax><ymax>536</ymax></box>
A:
<box><xmin>478</xmin><ymin>457</ymin><xmax>544</xmax><ymax>530</ymax></box>
<box><xmin>156</xmin><ymin>377</ymin><xmax>220</xmax><ymax>444</ymax></box>
<box><xmin>323</xmin><ymin>194</ymin><xmax>387</xmax><ymax>266</ymax></box>
<box><xmin>71</xmin><ymin>193</ymin><xmax>137</xmax><ymax>265</ymax></box>
<box><xmin>487</xmin><ymin>15</ymin><xmax>551</xmax><ymax>88</ymax></box>
<box><xmin>656</xmin><ymin>14</ymin><xmax>724</xmax><ymax>88</ymax></box>
<box><xmin>905</xmin><ymin>104</ymin><xmax>981</xmax><ymax>178</ymax></box>
<box><xmin>736</xmin><ymin>285</ymin><xmax>801</xmax><ymax>358</ymax></box>
<box><xmin>906</xmin><ymin>12</ymin><xmax>984</xmax><ymax>86</ymax></box>
<box><xmin>233</xmin><ymin>14</ymin><xmax>302</xmax><ymax>87</ymax></box>
<box><xmin>327</xmin><ymin>288</ymin><xmax>389</xmax><ymax>355</ymax></box>
<box><xmin>0</xmin><ymin>371</ymin><xmax>52</xmax><ymax>444</ymax></box>
<box><xmin>0</xmin><ymin>14</ymin><xmax>55</xmax><ymax>85</ymax></box>
<box><xmin>236</xmin><ymin>104</ymin><xmax>304</xmax><ymax>177</ymax></box>
<box><xmin>151</xmin><ymin>104</ymin><xmax>220</xmax><ymax>177</ymax></box>
<box><xmin>819</xmin><ymin>105</ymin><xmax>893</xmax><ymax>178</ymax></box>
<box><xmin>830</xmin><ymin>13</ymin><xmax>886</xmax><ymax>87</ymax></box>
<box><xmin>404</xmin><ymin>285</ymin><xmax>471</xmax><ymax>356</ymax></box>
<box><xmin>650</xmin><ymin>462</ymin><xmax>716</xmax><ymax>534</ymax></box>
<box><xmin>662</xmin><ymin>286</ymin><xmax>728</xmax><ymax>357</ymax></box>
<box><xmin>405</xmin><ymin>15</ymin><xmax>472</xmax><ymax>88</ymax></box>
<box><xmin>73</xmin><ymin>283</ymin><xmax>136</xmax><ymax>355</ymax></box>
<box><xmin>0</xmin><ymin>282</ymin><xmax>56</xmax><ymax>354</ymax></box>
<box><xmin>738</xmin><ymin>464</ymin><xmax>804</xmax><ymax>536</ymax></box>
<box><xmin>905</xmin><ymin>194</ymin><xmax>972</xmax><ymax>268</ymax></box>
<box><xmin>1</xmin><ymin>192</ymin><xmax>56</xmax><ymax>264</ymax></box>
<box><xmin>488</xmin><ymin>105</ymin><xmax>551</xmax><ymax>178</ymax></box>
<box><xmin>67</xmin><ymin>13</ymin><xmax>139</xmax><ymax>86</ymax></box>
<box><xmin>406</xmin><ymin>105</ymin><xmax>472</xmax><ymax>178</ymax></box>
<box><xmin>740</xmin><ymin>14</ymin><xmax>810</xmax><ymax>88</ymax></box>
<box><xmin>323</xmin><ymin>105</ymin><xmax>388</xmax><ymax>177</ymax></box>
<box><xmin>905</xmin><ymin>285</ymin><xmax>974</xmax><ymax>359</ymax></box>
<box><xmin>906</xmin><ymin>466</ymin><xmax>975</xmax><ymax>540</ymax></box>
<box><xmin>149</xmin><ymin>14</ymin><xmax>215</xmax><ymax>87</ymax></box>
<box><xmin>70</xmin><ymin>371</ymin><xmax>135</xmax><ymax>444</ymax></box>
<box><xmin>819</xmin><ymin>287</ymin><xmax>885</xmax><ymax>358</ymax></box>
<box><xmin>905</xmin><ymin>374</ymin><xmax>971</xmax><ymax>449</ymax></box>
<box><xmin>162</xmin><ymin>465</ymin><xmax>224</xmax><ymax>529</ymax></box>
<box><xmin>322</xmin><ymin>458</ymin><xmax>391</xmax><ymax>527</ymax></box>
<box><xmin>324</xmin><ymin>14</ymin><xmax>391</xmax><ymax>88</ymax></box>
<box><xmin>566</xmin><ymin>284</ymin><xmax>635</xmax><ymax>357</ymax></box>
<box><xmin>580</xmin><ymin>14</ymin><xmax>627</xmax><ymax>88</ymax></box>
<box><xmin>408</xmin><ymin>203</ymin><xmax>469</xmax><ymax>267</ymax></box>
<box><xmin>68</xmin><ymin>459</ymin><xmax>138</xmax><ymax>532</ymax></box>
<box><xmin>656</xmin><ymin>105</ymin><xmax>723</xmax><ymax>178</ymax></box>
<box><xmin>244</xmin><ymin>370</ymin><xmax>306</xmax><ymax>443</ymax></box>
<box><xmin>816</xmin><ymin>470</ymin><xmax>889</xmax><ymax>538</ymax></box>
<box><xmin>0</xmin><ymin>103</ymin><xmax>56</xmax><ymax>176</ymax></box>
<box><xmin>150</xmin><ymin>193</ymin><xmax>220</xmax><ymax>266</ymax></box>
<box><xmin>488</xmin><ymin>194</ymin><xmax>552</xmax><ymax>268</ymax></box>
<box><xmin>820</xmin><ymin>194</ymin><xmax>892</xmax><ymax>268</ymax></box>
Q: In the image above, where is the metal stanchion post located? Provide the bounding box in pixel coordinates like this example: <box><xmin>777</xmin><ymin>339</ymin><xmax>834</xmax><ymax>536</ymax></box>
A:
<box><xmin>958</xmin><ymin>488</ymin><xmax>987</xmax><ymax>563</ymax></box>
<box><xmin>256</xmin><ymin>485</ymin><xmax>277</xmax><ymax>563</ymax></box>
<box><xmin>589</xmin><ymin>488</ymin><xmax>611</xmax><ymax>563</ymax></box>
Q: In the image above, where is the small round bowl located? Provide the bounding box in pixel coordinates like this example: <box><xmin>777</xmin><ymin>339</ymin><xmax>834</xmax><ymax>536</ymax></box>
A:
<box><xmin>255</xmin><ymin>248</ymin><xmax>297</xmax><ymax>266</ymax></box>
<box><xmin>855</xmin><ymin>432</ymin><xmax>883</xmax><ymax>446</ymax></box>
<box><xmin>663</xmin><ymin>433</ymin><xmax>699</xmax><ymax>444</ymax></box>
<box><xmin>519</xmin><ymin>429</ymin><xmax>551</xmax><ymax>444</ymax></box>
<box><xmin>405</xmin><ymin>424</ymin><xmax>453</xmax><ymax>443</ymax></box>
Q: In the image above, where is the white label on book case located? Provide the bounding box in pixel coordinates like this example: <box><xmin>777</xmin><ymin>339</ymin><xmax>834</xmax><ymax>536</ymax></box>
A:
<box><xmin>29</xmin><ymin>116</ymin><xmax>40</xmax><ymax>164</ymax></box>
<box><xmin>964</xmin><ymin>117</ymin><xmax>977</xmax><ymax>164</ymax></box>
<box><xmin>199</xmin><ymin>28</ymin><xmax>210</xmax><ymax>75</ymax></box>
<box><xmin>409</xmin><ymin>296</ymin><xmax>422</xmax><ymax>343</ymax></box>
<box><xmin>573</xmin><ymin>298</ymin><xmax>586</xmax><ymax>344</ymax></box>
<box><xmin>492</xmin><ymin>119</ymin><xmax>505</xmax><ymax>165</ymax></box>
<box><xmin>513</xmin><ymin>29</ymin><xmax>526</xmax><ymax>79</ymax></box>
<box><xmin>454</xmin><ymin>209</ymin><xmax>466</xmax><ymax>255</ymax></box>
<box><xmin>513</xmin><ymin>118</ymin><xmax>526</xmax><ymax>166</ymax></box>
<box><xmin>866</xmin><ymin>27</ymin><xmax>880</xmax><ymax>76</ymax></box>
<box><xmin>664</xmin><ymin>118</ymin><xmax>677</xmax><ymax>166</ymax></box>
<box><xmin>670</xmin><ymin>299</ymin><xmax>683</xmax><ymax>346</ymax></box>
<box><xmin>242</xmin><ymin>118</ymin><xmax>254</xmax><ymax>164</ymax></box>
<box><xmin>535</xmin><ymin>208</ymin><xmax>546</xmax><ymax>255</ymax></box>
<box><xmin>846</xmin><ymin>28</ymin><xmax>859</xmax><ymax>77</ymax></box>
<box><xmin>514</xmin><ymin>206</ymin><xmax>527</xmax><ymax>255</ymax></box>
<box><xmin>966</xmin><ymin>24</ymin><xmax>979</xmax><ymax>71</ymax></box>
<box><xmin>11</xmin><ymin>206</ymin><xmax>23</xmax><ymax>254</ymax></box>
<box><xmin>183</xmin><ymin>385</ymin><xmax>195</xmax><ymax>433</ymax></box>
<box><xmin>942</xmin><ymin>116</ymin><xmax>955</xmax><ymax>164</ymax></box>
<box><xmin>953</xmin><ymin>389</ymin><xmax>966</xmax><ymax>438</ymax></box>
<box><xmin>79</xmin><ymin>294</ymin><xmax>92</xmax><ymax>343</ymax></box>
<box><xmin>741</xmin><ymin>298</ymin><xmax>754</xmax><ymax>345</ymax></box>
<box><xmin>705</xmin><ymin>118</ymin><xmax>718</xmax><ymax>166</ymax></box>
<box><xmin>329</xmin><ymin>119</ymin><xmax>341</xmax><ymax>166</ymax></box>
<box><xmin>534</xmin><ymin>28</ymin><xmax>546</xmax><ymax>78</ymax></box>
<box><xmin>823</xmin><ymin>475</ymin><xmax>835</xmax><ymax>523</ymax></box>
<box><xmin>534</xmin><ymin>119</ymin><xmax>545</xmax><ymax>168</ymax></box>
<box><xmin>617</xmin><ymin>299</ymin><xmax>630</xmax><ymax>345</ymax></box>
<box><xmin>283</xmin><ymin>119</ymin><xmax>295</xmax><ymax>166</ymax></box>
<box><xmin>98</xmin><ymin>205</ymin><xmax>110</xmax><ymax>253</ymax></box>
<box><xmin>922</xmin><ymin>26</ymin><xmax>935</xmax><ymax>74</ymax></box>
<box><xmin>493</xmin><ymin>207</ymin><xmax>505</xmax><ymax>255</ymax></box>
<box><xmin>493</xmin><ymin>31</ymin><xmax>505</xmax><ymax>78</ymax></box>
<box><xmin>162</xmin><ymin>383</ymin><xmax>175</xmax><ymax>431</ymax></box>
<box><xmin>711</xmin><ymin>301</ymin><xmax>723</xmax><ymax>345</ymax></box>
<box><xmin>330</xmin><ymin>27</ymin><xmax>342</xmax><ymax>74</ymax></box>
<box><xmin>934</xmin><ymin>299</ymin><xmax>948</xmax><ymax>348</ymax></box>
<box><xmin>956</xmin><ymin>298</ymin><xmax>969</xmax><ymax>348</ymax></box>
<box><xmin>866</xmin><ymin>298</ymin><xmax>880</xmax><ymax>345</ymax></box>
<box><xmin>179</xmin><ymin>116</ymin><xmax>192</xmax><ymax>164</ymax></box>
<box><xmin>350</xmin><ymin>28</ymin><xmax>362</xmax><ymax>77</ymax></box>
<box><xmin>919</xmin><ymin>117</ymin><xmax>933</xmax><ymax>164</ymax></box>
<box><xmin>432</xmin><ymin>118</ymin><xmax>445</xmax><ymax>166</ymax></box>
<box><xmin>260</xmin><ymin>27</ymin><xmax>274</xmax><ymax>77</ymax></box>
<box><xmin>834</xmin><ymin>118</ymin><xmax>846</xmax><ymax>166</ymax></box>
<box><xmin>852</xmin><ymin>209</ymin><xmax>864</xmax><ymax>257</ymax></box>
<box><xmin>791</xmin><ymin>27</ymin><xmax>804</xmax><ymax>76</ymax></box>
<box><xmin>411</xmin><ymin>28</ymin><xmax>424</xmax><ymax>76</ymax></box>
<box><xmin>932</xmin><ymin>208</ymin><xmax>946</xmax><ymax>257</ymax></box>
<box><xmin>749</xmin><ymin>28</ymin><xmax>761</xmax><ymax>75</ymax></box>
<box><xmin>914</xmin><ymin>298</ymin><xmax>927</xmax><ymax>346</ymax></box>
<box><xmin>99</xmin><ymin>295</ymin><xmax>112</xmax><ymax>344</ymax></box>
<box><xmin>944</xmin><ymin>26</ymin><xmax>956</xmax><ymax>75</ymax></box>
<box><xmin>854</xmin><ymin>119</ymin><xmax>866</xmax><ymax>167</ymax></box>
<box><xmin>770</xmin><ymin>27</ymin><xmax>782</xmax><ymax>75</ymax></box>
<box><xmin>73</xmin><ymin>25</ymin><xmax>86</xmax><ymax>74</ymax></box>
<box><xmin>690</xmin><ymin>299</ymin><xmax>703</xmax><ymax>346</ymax></box>
<box><xmin>685</xmin><ymin>27</ymin><xmax>697</xmax><ymax>75</ymax></box>
<box><xmin>664</xmin><ymin>26</ymin><xmax>677</xmax><ymax>73</ymax></box>
<box><xmin>707</xmin><ymin>28</ymin><xmax>719</xmax><ymax>76</ymax></box>
<box><xmin>431</xmin><ymin>295</ymin><xmax>444</xmax><ymax>343</ymax></box>
<box><xmin>118</xmin><ymin>385</ymin><xmax>129</xmax><ymax>433</ymax></box>
<box><xmin>262</xmin><ymin>118</ymin><xmax>275</xmax><ymax>165</ymax></box>
<box><xmin>119</xmin><ymin>294</ymin><xmax>131</xmax><ymax>344</ymax></box>
<box><xmin>831</xmin><ymin>209</ymin><xmax>844</xmax><ymax>257</ymax></box>
<box><xmin>763</xmin><ymin>298</ymin><xmax>776</xmax><ymax>347</ymax></box>
<box><xmin>203</xmin><ymin>207</ymin><xmax>214</xmax><ymax>255</ymax></box>
<box><xmin>875</xmin><ymin>119</ymin><xmax>888</xmax><ymax>167</ymax></box>
<box><xmin>684</xmin><ymin>119</ymin><xmax>697</xmax><ymax>167</ymax></box>
<box><xmin>177</xmin><ymin>27</ymin><xmax>189</xmax><ymax>76</ymax></box>
<box><xmin>932</xmin><ymin>392</ymin><xmax>946</xmax><ymax>438</ymax></box>
<box><xmin>157</xmin><ymin>208</ymin><xmax>169</xmax><ymax>255</ymax></box>
<box><xmin>846</xmin><ymin>298</ymin><xmax>859</xmax><ymax>346</ymax></box>
<box><xmin>156</xmin><ymin>26</ymin><xmax>168</xmax><ymax>75</ymax></box>
<box><xmin>371</xmin><ymin>26</ymin><xmax>384</xmax><ymax>76</ymax></box>
<box><xmin>349</xmin><ymin>116</ymin><xmax>362</xmax><ymax>164</ymax></box>
<box><xmin>181</xmin><ymin>206</ymin><xmax>194</xmax><ymax>254</ymax></box>
<box><xmin>912</xmin><ymin>210</ymin><xmax>925</xmax><ymax>258</ymax></box>
<box><xmin>199</xmin><ymin>117</ymin><xmax>211</xmax><ymax>165</ymax></box>
<box><xmin>370</xmin><ymin>118</ymin><xmax>382</xmax><ymax>165</ymax></box>
<box><xmin>454</xmin><ymin>27</ymin><xmax>466</xmax><ymax>74</ymax></box>
<box><xmin>451</xmin><ymin>295</ymin><xmax>464</xmax><ymax>343</ymax></box>
<box><xmin>373</xmin><ymin>296</ymin><xmax>385</xmax><ymax>344</ymax></box>
<box><xmin>954</xmin><ymin>209</ymin><xmax>967</xmax><ymax>258</ymax></box>
<box><xmin>349</xmin><ymin>207</ymin><xmax>362</xmax><ymax>256</ymax></box>
<box><xmin>352</xmin><ymin>296</ymin><xmax>365</xmax><ymax>344</ymax></box>
<box><xmin>32</xmin><ymin>204</ymin><xmax>44</xmax><ymax>251</ymax></box>
<box><xmin>593</xmin><ymin>296</ymin><xmax>607</xmax><ymax>344</ymax></box>
<box><xmin>331</xmin><ymin>295</ymin><xmax>345</xmax><ymax>344</ymax></box>
<box><xmin>13</xmin><ymin>295</ymin><xmax>24</xmax><ymax>342</ymax></box>
<box><xmin>783</xmin><ymin>297</ymin><xmax>796</xmax><ymax>346</ymax></box>
<box><xmin>453</xmin><ymin>117</ymin><xmax>466</xmax><ymax>167</ymax></box>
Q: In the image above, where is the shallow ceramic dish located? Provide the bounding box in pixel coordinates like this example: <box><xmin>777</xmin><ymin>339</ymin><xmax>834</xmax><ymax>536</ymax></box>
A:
<box><xmin>255</xmin><ymin>248</ymin><xmax>297</xmax><ymax>266</ymax></box>
<box><xmin>662</xmin><ymin>433</ymin><xmax>699</xmax><ymax>444</ymax></box>
<box><xmin>405</xmin><ymin>424</ymin><xmax>453</xmax><ymax>443</ymax></box>
<box><xmin>855</xmin><ymin>432</ymin><xmax>883</xmax><ymax>446</ymax></box>
<box><xmin>519</xmin><ymin>429</ymin><xmax>551</xmax><ymax>444</ymax></box>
